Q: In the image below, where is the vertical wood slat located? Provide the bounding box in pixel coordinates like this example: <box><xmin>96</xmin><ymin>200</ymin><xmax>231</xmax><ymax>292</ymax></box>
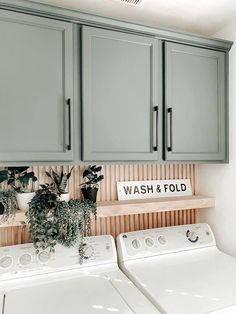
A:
<box><xmin>0</xmin><ymin>164</ymin><xmax>197</xmax><ymax>246</ymax></box>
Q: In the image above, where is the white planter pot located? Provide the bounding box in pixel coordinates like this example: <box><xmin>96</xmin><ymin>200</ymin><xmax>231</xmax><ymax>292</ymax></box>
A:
<box><xmin>59</xmin><ymin>193</ymin><xmax>70</xmax><ymax>202</ymax></box>
<box><xmin>16</xmin><ymin>192</ymin><xmax>35</xmax><ymax>211</ymax></box>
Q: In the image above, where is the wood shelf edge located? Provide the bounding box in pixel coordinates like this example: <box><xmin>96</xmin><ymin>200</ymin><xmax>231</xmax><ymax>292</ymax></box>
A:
<box><xmin>0</xmin><ymin>210</ymin><xmax>26</xmax><ymax>227</ymax></box>
<box><xmin>0</xmin><ymin>195</ymin><xmax>215</xmax><ymax>226</ymax></box>
<box><xmin>97</xmin><ymin>195</ymin><xmax>215</xmax><ymax>217</ymax></box>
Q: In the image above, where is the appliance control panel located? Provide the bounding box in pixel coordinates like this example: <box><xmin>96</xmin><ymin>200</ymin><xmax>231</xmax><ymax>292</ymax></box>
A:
<box><xmin>0</xmin><ymin>235</ymin><xmax>116</xmax><ymax>280</ymax></box>
<box><xmin>117</xmin><ymin>223</ymin><xmax>216</xmax><ymax>261</ymax></box>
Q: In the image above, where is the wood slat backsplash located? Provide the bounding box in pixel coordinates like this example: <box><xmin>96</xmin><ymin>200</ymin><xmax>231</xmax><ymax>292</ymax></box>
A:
<box><xmin>0</xmin><ymin>164</ymin><xmax>198</xmax><ymax>246</ymax></box>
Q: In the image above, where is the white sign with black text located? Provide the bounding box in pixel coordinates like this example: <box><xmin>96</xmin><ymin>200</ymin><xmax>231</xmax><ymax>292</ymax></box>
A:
<box><xmin>117</xmin><ymin>179</ymin><xmax>192</xmax><ymax>201</ymax></box>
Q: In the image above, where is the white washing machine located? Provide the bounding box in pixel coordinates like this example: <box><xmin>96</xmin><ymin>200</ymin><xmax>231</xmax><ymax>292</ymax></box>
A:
<box><xmin>117</xmin><ymin>223</ymin><xmax>236</xmax><ymax>314</ymax></box>
<box><xmin>0</xmin><ymin>235</ymin><xmax>160</xmax><ymax>314</ymax></box>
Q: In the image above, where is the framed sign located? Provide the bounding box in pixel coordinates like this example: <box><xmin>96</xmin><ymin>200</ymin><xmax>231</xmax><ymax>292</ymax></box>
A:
<box><xmin>117</xmin><ymin>179</ymin><xmax>192</xmax><ymax>201</ymax></box>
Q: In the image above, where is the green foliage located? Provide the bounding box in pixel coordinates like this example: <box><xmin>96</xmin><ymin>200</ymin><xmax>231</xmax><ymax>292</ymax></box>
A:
<box><xmin>0</xmin><ymin>167</ymin><xmax>37</xmax><ymax>193</ymax></box>
<box><xmin>0</xmin><ymin>189</ymin><xmax>17</xmax><ymax>223</ymax></box>
<box><xmin>45</xmin><ymin>167</ymin><xmax>74</xmax><ymax>195</ymax></box>
<box><xmin>26</xmin><ymin>185</ymin><xmax>97</xmax><ymax>263</ymax></box>
<box><xmin>26</xmin><ymin>184</ymin><xmax>59</xmax><ymax>251</ymax></box>
<box><xmin>81</xmin><ymin>165</ymin><xmax>104</xmax><ymax>188</ymax></box>
<box><xmin>0</xmin><ymin>170</ymin><xmax>9</xmax><ymax>184</ymax></box>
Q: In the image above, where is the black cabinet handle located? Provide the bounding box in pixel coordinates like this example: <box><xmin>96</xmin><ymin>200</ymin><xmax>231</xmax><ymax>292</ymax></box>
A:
<box><xmin>167</xmin><ymin>108</ymin><xmax>172</xmax><ymax>152</ymax></box>
<box><xmin>153</xmin><ymin>106</ymin><xmax>158</xmax><ymax>152</ymax></box>
<box><xmin>66</xmin><ymin>98</ymin><xmax>72</xmax><ymax>151</ymax></box>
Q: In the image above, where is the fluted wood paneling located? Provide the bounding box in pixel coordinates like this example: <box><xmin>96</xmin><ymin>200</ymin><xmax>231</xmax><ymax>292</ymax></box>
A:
<box><xmin>0</xmin><ymin>164</ymin><xmax>198</xmax><ymax>245</ymax></box>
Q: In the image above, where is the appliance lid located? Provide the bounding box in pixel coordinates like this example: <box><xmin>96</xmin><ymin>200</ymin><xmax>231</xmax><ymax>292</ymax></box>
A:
<box><xmin>120</xmin><ymin>247</ymin><xmax>236</xmax><ymax>314</ymax></box>
<box><xmin>207</xmin><ymin>304</ymin><xmax>236</xmax><ymax>314</ymax></box>
<box><xmin>3</xmin><ymin>274</ymin><xmax>135</xmax><ymax>314</ymax></box>
<box><xmin>0</xmin><ymin>291</ymin><xmax>3</xmax><ymax>314</ymax></box>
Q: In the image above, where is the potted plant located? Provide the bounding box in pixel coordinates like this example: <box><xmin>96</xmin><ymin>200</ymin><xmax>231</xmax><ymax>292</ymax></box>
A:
<box><xmin>0</xmin><ymin>167</ymin><xmax>38</xmax><ymax>211</ymax></box>
<box><xmin>0</xmin><ymin>189</ymin><xmax>17</xmax><ymax>223</ymax></box>
<box><xmin>26</xmin><ymin>184</ymin><xmax>97</xmax><ymax>262</ymax></box>
<box><xmin>45</xmin><ymin>167</ymin><xmax>74</xmax><ymax>201</ymax></box>
<box><xmin>57</xmin><ymin>199</ymin><xmax>97</xmax><ymax>262</ymax></box>
<box><xmin>26</xmin><ymin>183</ymin><xmax>59</xmax><ymax>252</ymax></box>
<box><xmin>81</xmin><ymin>165</ymin><xmax>104</xmax><ymax>202</ymax></box>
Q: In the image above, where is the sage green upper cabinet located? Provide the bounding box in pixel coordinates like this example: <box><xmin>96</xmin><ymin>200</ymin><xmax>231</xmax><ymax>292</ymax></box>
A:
<box><xmin>164</xmin><ymin>42</ymin><xmax>227</xmax><ymax>162</ymax></box>
<box><xmin>82</xmin><ymin>26</ymin><xmax>161</xmax><ymax>161</ymax></box>
<box><xmin>0</xmin><ymin>10</ymin><xmax>73</xmax><ymax>163</ymax></box>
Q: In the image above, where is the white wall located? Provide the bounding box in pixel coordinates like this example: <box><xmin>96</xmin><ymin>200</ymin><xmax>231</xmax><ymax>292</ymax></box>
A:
<box><xmin>198</xmin><ymin>20</ymin><xmax>236</xmax><ymax>256</ymax></box>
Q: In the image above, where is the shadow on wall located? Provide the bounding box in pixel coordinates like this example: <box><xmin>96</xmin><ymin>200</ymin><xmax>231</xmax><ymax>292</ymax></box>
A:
<box><xmin>199</xmin><ymin>18</ymin><xmax>236</xmax><ymax>257</ymax></box>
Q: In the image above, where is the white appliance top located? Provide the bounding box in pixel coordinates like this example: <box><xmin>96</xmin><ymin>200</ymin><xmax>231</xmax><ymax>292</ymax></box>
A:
<box><xmin>0</xmin><ymin>235</ymin><xmax>160</xmax><ymax>314</ymax></box>
<box><xmin>209</xmin><ymin>305</ymin><xmax>236</xmax><ymax>314</ymax></box>
<box><xmin>4</xmin><ymin>275</ymin><xmax>133</xmax><ymax>314</ymax></box>
<box><xmin>117</xmin><ymin>223</ymin><xmax>236</xmax><ymax>314</ymax></box>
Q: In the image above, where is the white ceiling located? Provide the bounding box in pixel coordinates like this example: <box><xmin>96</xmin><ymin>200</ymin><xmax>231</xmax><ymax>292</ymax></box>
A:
<box><xmin>29</xmin><ymin>0</ymin><xmax>236</xmax><ymax>35</ymax></box>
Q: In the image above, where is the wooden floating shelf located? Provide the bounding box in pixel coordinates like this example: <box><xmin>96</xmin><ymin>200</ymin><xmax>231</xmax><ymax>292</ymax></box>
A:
<box><xmin>0</xmin><ymin>195</ymin><xmax>215</xmax><ymax>227</ymax></box>
<box><xmin>0</xmin><ymin>210</ymin><xmax>26</xmax><ymax>228</ymax></box>
<box><xmin>97</xmin><ymin>195</ymin><xmax>215</xmax><ymax>218</ymax></box>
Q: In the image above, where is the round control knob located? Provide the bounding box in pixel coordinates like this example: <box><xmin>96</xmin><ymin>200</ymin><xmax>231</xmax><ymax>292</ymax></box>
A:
<box><xmin>84</xmin><ymin>245</ymin><xmax>94</xmax><ymax>260</ymax></box>
<box><xmin>38</xmin><ymin>251</ymin><xmax>50</xmax><ymax>263</ymax></box>
<box><xmin>158</xmin><ymin>235</ymin><xmax>167</xmax><ymax>246</ymax></box>
<box><xmin>145</xmin><ymin>237</ymin><xmax>154</xmax><ymax>248</ymax></box>
<box><xmin>19</xmin><ymin>253</ymin><xmax>32</xmax><ymax>266</ymax></box>
<box><xmin>131</xmin><ymin>239</ymin><xmax>141</xmax><ymax>249</ymax></box>
<box><xmin>0</xmin><ymin>255</ymin><xmax>13</xmax><ymax>269</ymax></box>
<box><xmin>186</xmin><ymin>230</ymin><xmax>199</xmax><ymax>243</ymax></box>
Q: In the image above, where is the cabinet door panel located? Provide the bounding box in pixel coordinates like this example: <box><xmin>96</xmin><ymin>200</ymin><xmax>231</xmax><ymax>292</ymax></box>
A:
<box><xmin>82</xmin><ymin>26</ymin><xmax>161</xmax><ymax>161</ymax></box>
<box><xmin>0</xmin><ymin>10</ymin><xmax>73</xmax><ymax>162</ymax></box>
<box><xmin>165</xmin><ymin>42</ymin><xmax>227</xmax><ymax>161</ymax></box>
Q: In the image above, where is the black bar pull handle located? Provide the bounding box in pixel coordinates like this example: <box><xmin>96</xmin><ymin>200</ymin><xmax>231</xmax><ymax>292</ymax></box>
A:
<box><xmin>153</xmin><ymin>106</ymin><xmax>158</xmax><ymax>152</ymax></box>
<box><xmin>66</xmin><ymin>98</ymin><xmax>72</xmax><ymax>151</ymax></box>
<box><xmin>167</xmin><ymin>107</ymin><xmax>172</xmax><ymax>152</ymax></box>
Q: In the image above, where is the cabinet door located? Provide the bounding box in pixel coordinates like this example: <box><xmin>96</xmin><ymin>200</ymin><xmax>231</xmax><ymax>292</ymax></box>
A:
<box><xmin>0</xmin><ymin>10</ymin><xmax>73</xmax><ymax>162</ymax></box>
<box><xmin>82</xmin><ymin>26</ymin><xmax>161</xmax><ymax>161</ymax></box>
<box><xmin>165</xmin><ymin>42</ymin><xmax>227</xmax><ymax>162</ymax></box>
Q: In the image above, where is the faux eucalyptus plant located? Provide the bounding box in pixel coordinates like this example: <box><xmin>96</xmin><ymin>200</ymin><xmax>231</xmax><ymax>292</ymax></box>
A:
<box><xmin>26</xmin><ymin>184</ymin><xmax>97</xmax><ymax>262</ymax></box>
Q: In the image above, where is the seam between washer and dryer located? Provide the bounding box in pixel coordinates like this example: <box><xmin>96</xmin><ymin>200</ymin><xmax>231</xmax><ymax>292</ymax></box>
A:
<box><xmin>2</xmin><ymin>294</ymin><xmax>5</xmax><ymax>314</ymax></box>
<box><xmin>104</xmin><ymin>274</ymin><xmax>135</xmax><ymax>314</ymax></box>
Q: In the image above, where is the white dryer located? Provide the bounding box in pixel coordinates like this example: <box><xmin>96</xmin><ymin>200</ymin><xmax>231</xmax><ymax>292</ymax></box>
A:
<box><xmin>117</xmin><ymin>223</ymin><xmax>236</xmax><ymax>314</ymax></box>
<box><xmin>0</xmin><ymin>235</ymin><xmax>160</xmax><ymax>314</ymax></box>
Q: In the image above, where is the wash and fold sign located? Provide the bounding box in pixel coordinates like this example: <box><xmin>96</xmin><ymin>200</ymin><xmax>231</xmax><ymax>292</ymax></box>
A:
<box><xmin>117</xmin><ymin>179</ymin><xmax>192</xmax><ymax>201</ymax></box>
